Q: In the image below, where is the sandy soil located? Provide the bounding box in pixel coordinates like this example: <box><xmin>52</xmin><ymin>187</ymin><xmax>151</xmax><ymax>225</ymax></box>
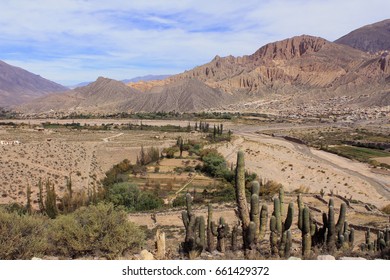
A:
<box><xmin>0</xmin><ymin>126</ymin><xmax>201</xmax><ymax>206</ymax></box>
<box><xmin>373</xmin><ymin>157</ymin><xmax>390</xmax><ymax>165</ymax></box>
<box><xmin>212</xmin><ymin>131</ymin><xmax>389</xmax><ymax>208</ymax></box>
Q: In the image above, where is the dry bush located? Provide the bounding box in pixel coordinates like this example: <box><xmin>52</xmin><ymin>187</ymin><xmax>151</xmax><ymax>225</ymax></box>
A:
<box><xmin>293</xmin><ymin>185</ymin><xmax>311</xmax><ymax>194</ymax></box>
<box><xmin>381</xmin><ymin>204</ymin><xmax>390</xmax><ymax>214</ymax></box>
<box><xmin>0</xmin><ymin>209</ymin><xmax>49</xmax><ymax>259</ymax></box>
<box><xmin>48</xmin><ymin>203</ymin><xmax>145</xmax><ymax>259</ymax></box>
<box><xmin>260</xmin><ymin>180</ymin><xmax>283</xmax><ymax>198</ymax></box>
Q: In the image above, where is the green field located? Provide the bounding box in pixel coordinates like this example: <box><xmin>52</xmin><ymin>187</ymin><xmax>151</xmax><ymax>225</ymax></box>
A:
<box><xmin>326</xmin><ymin>145</ymin><xmax>390</xmax><ymax>163</ymax></box>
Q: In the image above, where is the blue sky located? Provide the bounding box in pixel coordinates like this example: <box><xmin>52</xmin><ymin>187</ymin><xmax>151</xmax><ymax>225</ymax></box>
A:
<box><xmin>0</xmin><ymin>0</ymin><xmax>389</xmax><ymax>86</ymax></box>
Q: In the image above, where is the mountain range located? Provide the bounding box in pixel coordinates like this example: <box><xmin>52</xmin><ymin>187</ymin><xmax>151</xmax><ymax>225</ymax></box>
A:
<box><xmin>68</xmin><ymin>74</ymin><xmax>172</xmax><ymax>89</ymax></box>
<box><xmin>0</xmin><ymin>60</ymin><xmax>67</xmax><ymax>107</ymax></box>
<box><xmin>3</xmin><ymin>19</ymin><xmax>390</xmax><ymax>114</ymax></box>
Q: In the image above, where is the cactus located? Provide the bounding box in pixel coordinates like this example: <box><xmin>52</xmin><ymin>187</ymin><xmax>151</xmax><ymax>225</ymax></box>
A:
<box><xmin>259</xmin><ymin>205</ymin><xmax>268</xmax><ymax>241</ymax></box>
<box><xmin>328</xmin><ymin>198</ymin><xmax>334</xmax><ymax>208</ymax></box>
<box><xmin>215</xmin><ymin>217</ymin><xmax>229</xmax><ymax>253</ymax></box>
<box><xmin>284</xmin><ymin>202</ymin><xmax>294</xmax><ymax>231</ymax></box>
<box><xmin>270</xmin><ymin>193</ymin><xmax>293</xmax><ymax>258</ymax></box>
<box><xmin>325</xmin><ymin>202</ymin><xmax>347</xmax><ymax>253</ymax></box>
<box><xmin>155</xmin><ymin>229</ymin><xmax>166</xmax><ymax>259</ymax></box>
<box><xmin>248</xmin><ymin>221</ymin><xmax>256</xmax><ymax>246</ymax></box>
<box><xmin>297</xmin><ymin>195</ymin><xmax>316</xmax><ymax>257</ymax></box>
<box><xmin>299</xmin><ymin>196</ymin><xmax>350</xmax><ymax>255</ymax></box>
<box><xmin>181</xmin><ymin>193</ymin><xmax>205</xmax><ymax>254</ymax></box>
<box><xmin>231</xmin><ymin>225</ymin><xmax>239</xmax><ymax>251</ymax></box>
<box><xmin>297</xmin><ymin>194</ymin><xmax>304</xmax><ymax>231</ymax></box>
<box><xmin>269</xmin><ymin>216</ymin><xmax>279</xmax><ymax>255</ymax></box>
<box><xmin>279</xmin><ymin>187</ymin><xmax>285</xmax><ymax>219</ymax></box>
<box><xmin>273</xmin><ymin>197</ymin><xmax>282</xmax><ymax>234</ymax></box>
<box><xmin>350</xmin><ymin>228</ymin><xmax>355</xmax><ymax>249</ymax></box>
<box><xmin>375</xmin><ymin>230</ymin><xmax>389</xmax><ymax>252</ymax></box>
<box><xmin>361</xmin><ymin>228</ymin><xmax>375</xmax><ymax>252</ymax></box>
<box><xmin>234</xmin><ymin>151</ymin><xmax>268</xmax><ymax>251</ymax></box>
<box><xmin>250</xmin><ymin>193</ymin><xmax>260</xmax><ymax>242</ymax></box>
<box><xmin>337</xmin><ymin>221</ymin><xmax>354</xmax><ymax>250</ymax></box>
<box><xmin>235</xmin><ymin>151</ymin><xmax>251</xmax><ymax>249</ymax></box>
<box><xmin>385</xmin><ymin>227</ymin><xmax>390</xmax><ymax>247</ymax></box>
<box><xmin>207</xmin><ymin>204</ymin><xmax>229</xmax><ymax>253</ymax></box>
<box><xmin>285</xmin><ymin>230</ymin><xmax>292</xmax><ymax>258</ymax></box>
<box><xmin>206</xmin><ymin>204</ymin><xmax>215</xmax><ymax>252</ymax></box>
<box><xmin>195</xmin><ymin>216</ymin><xmax>206</xmax><ymax>249</ymax></box>
<box><xmin>326</xmin><ymin>205</ymin><xmax>336</xmax><ymax>253</ymax></box>
<box><xmin>302</xmin><ymin>206</ymin><xmax>312</xmax><ymax>258</ymax></box>
<box><xmin>336</xmin><ymin>203</ymin><xmax>346</xmax><ymax>234</ymax></box>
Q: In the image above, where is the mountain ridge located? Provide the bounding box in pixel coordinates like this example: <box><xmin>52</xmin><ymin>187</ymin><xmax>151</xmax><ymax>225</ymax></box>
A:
<box><xmin>14</xmin><ymin>22</ymin><xmax>390</xmax><ymax>114</ymax></box>
<box><xmin>0</xmin><ymin>60</ymin><xmax>68</xmax><ymax>107</ymax></box>
<box><xmin>335</xmin><ymin>19</ymin><xmax>390</xmax><ymax>53</ymax></box>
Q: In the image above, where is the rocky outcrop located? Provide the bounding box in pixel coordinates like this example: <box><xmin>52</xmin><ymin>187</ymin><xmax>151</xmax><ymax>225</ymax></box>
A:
<box><xmin>133</xmin><ymin>35</ymin><xmax>388</xmax><ymax>101</ymax></box>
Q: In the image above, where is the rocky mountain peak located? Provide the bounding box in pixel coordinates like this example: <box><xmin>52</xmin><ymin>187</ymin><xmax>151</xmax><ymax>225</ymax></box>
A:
<box><xmin>251</xmin><ymin>35</ymin><xmax>328</xmax><ymax>61</ymax></box>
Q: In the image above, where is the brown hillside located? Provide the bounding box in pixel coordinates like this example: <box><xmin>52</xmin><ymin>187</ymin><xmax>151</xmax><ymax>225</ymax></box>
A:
<box><xmin>17</xmin><ymin>77</ymin><xmax>141</xmax><ymax>114</ymax></box>
<box><xmin>0</xmin><ymin>60</ymin><xmax>67</xmax><ymax>107</ymax></box>
<box><xmin>131</xmin><ymin>35</ymin><xmax>389</xmax><ymax>107</ymax></box>
<box><xmin>128</xmin><ymin>78</ymin><xmax>235</xmax><ymax>112</ymax></box>
<box><xmin>335</xmin><ymin>19</ymin><xmax>390</xmax><ymax>53</ymax></box>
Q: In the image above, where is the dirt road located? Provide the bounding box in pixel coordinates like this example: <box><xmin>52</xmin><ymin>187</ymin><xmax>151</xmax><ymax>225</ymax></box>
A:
<box><xmin>216</xmin><ymin>126</ymin><xmax>390</xmax><ymax>207</ymax></box>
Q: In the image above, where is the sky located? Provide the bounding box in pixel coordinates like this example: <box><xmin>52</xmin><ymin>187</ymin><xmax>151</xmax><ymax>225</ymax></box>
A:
<box><xmin>0</xmin><ymin>0</ymin><xmax>389</xmax><ymax>86</ymax></box>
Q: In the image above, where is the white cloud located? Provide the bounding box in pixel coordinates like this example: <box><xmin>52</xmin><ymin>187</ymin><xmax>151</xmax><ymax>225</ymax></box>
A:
<box><xmin>0</xmin><ymin>0</ymin><xmax>389</xmax><ymax>85</ymax></box>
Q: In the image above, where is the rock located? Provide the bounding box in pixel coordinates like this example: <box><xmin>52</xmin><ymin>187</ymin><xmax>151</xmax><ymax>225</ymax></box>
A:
<box><xmin>339</xmin><ymin>257</ymin><xmax>367</xmax><ymax>260</ymax></box>
<box><xmin>288</xmin><ymin>257</ymin><xmax>302</xmax><ymax>260</ymax></box>
<box><xmin>212</xmin><ymin>251</ymin><xmax>225</xmax><ymax>257</ymax></box>
<box><xmin>200</xmin><ymin>251</ymin><xmax>213</xmax><ymax>259</ymax></box>
<box><xmin>139</xmin><ymin>250</ymin><xmax>154</xmax><ymax>260</ymax></box>
<box><xmin>31</xmin><ymin>257</ymin><xmax>42</xmax><ymax>260</ymax></box>
<box><xmin>317</xmin><ymin>255</ymin><xmax>336</xmax><ymax>260</ymax></box>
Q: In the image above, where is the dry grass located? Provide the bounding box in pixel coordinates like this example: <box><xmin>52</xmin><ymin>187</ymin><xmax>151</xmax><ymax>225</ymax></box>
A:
<box><xmin>381</xmin><ymin>204</ymin><xmax>390</xmax><ymax>214</ymax></box>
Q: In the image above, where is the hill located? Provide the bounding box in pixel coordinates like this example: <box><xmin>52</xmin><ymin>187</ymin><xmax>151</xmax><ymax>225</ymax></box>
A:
<box><xmin>18</xmin><ymin>77</ymin><xmax>141</xmax><ymax>114</ymax></box>
<box><xmin>18</xmin><ymin>77</ymin><xmax>232</xmax><ymax>114</ymax></box>
<box><xmin>130</xmin><ymin>35</ymin><xmax>389</xmax><ymax>106</ymax></box>
<box><xmin>0</xmin><ymin>60</ymin><xmax>67</xmax><ymax>107</ymax></box>
<box><xmin>335</xmin><ymin>19</ymin><xmax>390</xmax><ymax>53</ymax></box>
<box><xmin>129</xmin><ymin>78</ymin><xmax>234</xmax><ymax>112</ymax></box>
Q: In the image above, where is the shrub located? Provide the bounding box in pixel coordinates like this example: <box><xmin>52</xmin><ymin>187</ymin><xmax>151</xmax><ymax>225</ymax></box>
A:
<box><xmin>0</xmin><ymin>209</ymin><xmax>48</xmax><ymax>259</ymax></box>
<box><xmin>381</xmin><ymin>204</ymin><xmax>390</xmax><ymax>214</ymax></box>
<box><xmin>260</xmin><ymin>180</ymin><xmax>283</xmax><ymax>198</ymax></box>
<box><xmin>163</xmin><ymin>147</ymin><xmax>178</xmax><ymax>158</ymax></box>
<box><xmin>136</xmin><ymin>192</ymin><xmax>164</xmax><ymax>211</ymax></box>
<box><xmin>107</xmin><ymin>182</ymin><xmax>140</xmax><ymax>211</ymax></box>
<box><xmin>200</xmin><ymin>149</ymin><xmax>227</xmax><ymax>178</ymax></box>
<box><xmin>172</xmin><ymin>195</ymin><xmax>186</xmax><ymax>207</ymax></box>
<box><xmin>184</xmin><ymin>166</ymin><xmax>195</xmax><ymax>172</ymax></box>
<box><xmin>211</xmin><ymin>184</ymin><xmax>236</xmax><ymax>203</ymax></box>
<box><xmin>107</xmin><ymin>182</ymin><xmax>163</xmax><ymax>211</ymax></box>
<box><xmin>48</xmin><ymin>203</ymin><xmax>145</xmax><ymax>259</ymax></box>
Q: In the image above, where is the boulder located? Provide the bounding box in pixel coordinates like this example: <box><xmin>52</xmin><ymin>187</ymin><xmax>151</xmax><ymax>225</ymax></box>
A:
<box><xmin>317</xmin><ymin>255</ymin><xmax>336</xmax><ymax>260</ymax></box>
